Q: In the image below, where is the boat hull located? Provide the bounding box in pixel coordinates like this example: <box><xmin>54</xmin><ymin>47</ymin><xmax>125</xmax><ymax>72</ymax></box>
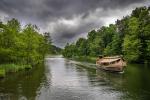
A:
<box><xmin>96</xmin><ymin>64</ymin><xmax>125</xmax><ymax>72</ymax></box>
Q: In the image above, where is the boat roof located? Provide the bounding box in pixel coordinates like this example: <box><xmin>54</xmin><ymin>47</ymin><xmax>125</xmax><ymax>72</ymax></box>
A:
<box><xmin>100</xmin><ymin>58</ymin><xmax>120</xmax><ymax>63</ymax></box>
<box><xmin>99</xmin><ymin>56</ymin><xmax>122</xmax><ymax>63</ymax></box>
<box><xmin>103</xmin><ymin>56</ymin><xmax>121</xmax><ymax>59</ymax></box>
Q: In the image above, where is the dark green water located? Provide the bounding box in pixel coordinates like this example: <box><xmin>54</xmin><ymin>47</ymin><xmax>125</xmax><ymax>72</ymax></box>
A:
<box><xmin>0</xmin><ymin>56</ymin><xmax>150</xmax><ymax>100</ymax></box>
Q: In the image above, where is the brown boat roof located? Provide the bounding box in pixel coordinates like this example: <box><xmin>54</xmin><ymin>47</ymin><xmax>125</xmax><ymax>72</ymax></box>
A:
<box><xmin>99</xmin><ymin>56</ymin><xmax>122</xmax><ymax>63</ymax></box>
<box><xmin>103</xmin><ymin>56</ymin><xmax>121</xmax><ymax>59</ymax></box>
<box><xmin>100</xmin><ymin>58</ymin><xmax>120</xmax><ymax>63</ymax></box>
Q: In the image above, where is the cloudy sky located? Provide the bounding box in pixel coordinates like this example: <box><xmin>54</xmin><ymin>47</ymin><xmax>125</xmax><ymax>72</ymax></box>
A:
<box><xmin>0</xmin><ymin>0</ymin><xmax>149</xmax><ymax>47</ymax></box>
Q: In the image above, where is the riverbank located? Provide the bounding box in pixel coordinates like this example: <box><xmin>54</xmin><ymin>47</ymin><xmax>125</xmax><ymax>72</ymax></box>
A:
<box><xmin>69</xmin><ymin>56</ymin><xmax>97</xmax><ymax>63</ymax></box>
<box><xmin>0</xmin><ymin>55</ymin><xmax>57</xmax><ymax>78</ymax></box>
<box><xmin>0</xmin><ymin>64</ymin><xmax>32</xmax><ymax>78</ymax></box>
<box><xmin>68</xmin><ymin>56</ymin><xmax>150</xmax><ymax>65</ymax></box>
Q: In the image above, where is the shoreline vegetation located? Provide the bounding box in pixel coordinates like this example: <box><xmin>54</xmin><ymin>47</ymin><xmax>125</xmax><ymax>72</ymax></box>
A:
<box><xmin>0</xmin><ymin>64</ymin><xmax>32</xmax><ymax>77</ymax></box>
<box><xmin>0</xmin><ymin>19</ymin><xmax>61</xmax><ymax>78</ymax></box>
<box><xmin>63</xmin><ymin>6</ymin><xmax>150</xmax><ymax>64</ymax></box>
<box><xmin>70</xmin><ymin>56</ymin><xmax>97</xmax><ymax>63</ymax></box>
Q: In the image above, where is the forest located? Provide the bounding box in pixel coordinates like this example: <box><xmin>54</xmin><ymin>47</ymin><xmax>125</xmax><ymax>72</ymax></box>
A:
<box><xmin>0</xmin><ymin>18</ymin><xmax>54</xmax><ymax>76</ymax></box>
<box><xmin>63</xmin><ymin>6</ymin><xmax>150</xmax><ymax>63</ymax></box>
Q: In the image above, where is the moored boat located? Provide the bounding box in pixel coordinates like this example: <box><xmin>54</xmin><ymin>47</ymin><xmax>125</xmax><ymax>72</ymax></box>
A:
<box><xmin>96</xmin><ymin>56</ymin><xmax>127</xmax><ymax>72</ymax></box>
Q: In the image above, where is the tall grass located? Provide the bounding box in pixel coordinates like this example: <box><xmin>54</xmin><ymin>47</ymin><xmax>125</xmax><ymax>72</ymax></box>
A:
<box><xmin>72</xmin><ymin>56</ymin><xmax>97</xmax><ymax>63</ymax></box>
<box><xmin>0</xmin><ymin>64</ymin><xmax>32</xmax><ymax>77</ymax></box>
<box><xmin>0</xmin><ymin>69</ymin><xmax>5</xmax><ymax>77</ymax></box>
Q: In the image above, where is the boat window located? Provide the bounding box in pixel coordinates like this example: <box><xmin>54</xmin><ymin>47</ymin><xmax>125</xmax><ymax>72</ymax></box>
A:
<box><xmin>116</xmin><ymin>59</ymin><xmax>120</xmax><ymax>62</ymax></box>
<box><xmin>101</xmin><ymin>63</ymin><xmax>109</xmax><ymax>66</ymax></box>
<box><xmin>111</xmin><ymin>61</ymin><xmax>115</xmax><ymax>64</ymax></box>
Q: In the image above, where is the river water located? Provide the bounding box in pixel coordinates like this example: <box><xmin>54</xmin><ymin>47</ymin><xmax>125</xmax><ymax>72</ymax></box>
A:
<box><xmin>0</xmin><ymin>56</ymin><xmax>150</xmax><ymax>100</ymax></box>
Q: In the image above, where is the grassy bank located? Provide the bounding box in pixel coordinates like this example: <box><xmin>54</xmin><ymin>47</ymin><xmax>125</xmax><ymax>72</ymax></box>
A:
<box><xmin>70</xmin><ymin>56</ymin><xmax>97</xmax><ymax>63</ymax></box>
<box><xmin>0</xmin><ymin>64</ymin><xmax>32</xmax><ymax>78</ymax></box>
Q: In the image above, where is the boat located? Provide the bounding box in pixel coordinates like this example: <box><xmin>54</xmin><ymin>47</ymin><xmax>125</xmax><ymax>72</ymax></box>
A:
<box><xmin>96</xmin><ymin>56</ymin><xmax>127</xmax><ymax>72</ymax></box>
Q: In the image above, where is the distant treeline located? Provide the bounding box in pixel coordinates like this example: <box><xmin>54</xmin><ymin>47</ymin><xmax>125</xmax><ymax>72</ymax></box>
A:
<box><xmin>0</xmin><ymin>18</ymin><xmax>52</xmax><ymax>66</ymax></box>
<box><xmin>50</xmin><ymin>45</ymin><xmax>62</xmax><ymax>54</ymax></box>
<box><xmin>63</xmin><ymin>6</ymin><xmax>150</xmax><ymax>63</ymax></box>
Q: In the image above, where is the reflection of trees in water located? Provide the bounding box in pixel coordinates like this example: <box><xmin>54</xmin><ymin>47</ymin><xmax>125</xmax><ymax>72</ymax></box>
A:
<box><xmin>74</xmin><ymin>63</ymin><xmax>102</xmax><ymax>88</ymax></box>
<box><xmin>44</xmin><ymin>59</ymin><xmax>52</xmax><ymax>88</ymax></box>
<box><xmin>0</xmin><ymin>63</ymin><xmax>47</xmax><ymax>100</ymax></box>
<box><xmin>96</xmin><ymin>69</ymin><xmax>124</xmax><ymax>86</ymax></box>
<box><xmin>73</xmin><ymin>61</ymin><xmax>150</xmax><ymax>100</ymax></box>
<box><xmin>97</xmin><ymin>64</ymin><xmax>150</xmax><ymax>100</ymax></box>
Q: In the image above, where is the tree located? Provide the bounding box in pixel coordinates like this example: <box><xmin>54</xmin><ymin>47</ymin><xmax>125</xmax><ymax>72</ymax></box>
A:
<box><xmin>104</xmin><ymin>33</ymin><xmax>122</xmax><ymax>55</ymax></box>
<box><xmin>62</xmin><ymin>6</ymin><xmax>150</xmax><ymax>64</ymax></box>
<box><xmin>62</xmin><ymin>43</ymin><xmax>76</xmax><ymax>58</ymax></box>
<box><xmin>123</xmin><ymin>17</ymin><xmax>141</xmax><ymax>62</ymax></box>
<box><xmin>0</xmin><ymin>18</ymin><xmax>52</xmax><ymax>66</ymax></box>
<box><xmin>76</xmin><ymin>38</ymin><xmax>88</xmax><ymax>56</ymax></box>
<box><xmin>0</xmin><ymin>18</ymin><xmax>21</xmax><ymax>63</ymax></box>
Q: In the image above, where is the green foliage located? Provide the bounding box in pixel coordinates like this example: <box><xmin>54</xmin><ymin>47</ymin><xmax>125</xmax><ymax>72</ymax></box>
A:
<box><xmin>123</xmin><ymin>35</ymin><xmax>141</xmax><ymax>62</ymax></box>
<box><xmin>146</xmin><ymin>40</ymin><xmax>150</xmax><ymax>61</ymax></box>
<box><xmin>0</xmin><ymin>69</ymin><xmax>5</xmax><ymax>77</ymax></box>
<box><xmin>63</xmin><ymin>6</ymin><xmax>150</xmax><ymax>63</ymax></box>
<box><xmin>0</xmin><ymin>64</ymin><xmax>32</xmax><ymax>75</ymax></box>
<box><xmin>0</xmin><ymin>18</ymin><xmax>52</xmax><ymax>67</ymax></box>
<box><xmin>104</xmin><ymin>33</ymin><xmax>122</xmax><ymax>55</ymax></box>
<box><xmin>62</xmin><ymin>43</ymin><xmax>76</xmax><ymax>57</ymax></box>
<box><xmin>76</xmin><ymin>38</ymin><xmax>88</xmax><ymax>56</ymax></box>
<box><xmin>49</xmin><ymin>45</ymin><xmax>62</xmax><ymax>54</ymax></box>
<box><xmin>123</xmin><ymin>17</ymin><xmax>141</xmax><ymax>62</ymax></box>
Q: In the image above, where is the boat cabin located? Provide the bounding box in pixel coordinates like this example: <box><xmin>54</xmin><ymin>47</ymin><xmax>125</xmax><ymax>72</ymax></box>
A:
<box><xmin>96</xmin><ymin>56</ymin><xmax>126</xmax><ymax>72</ymax></box>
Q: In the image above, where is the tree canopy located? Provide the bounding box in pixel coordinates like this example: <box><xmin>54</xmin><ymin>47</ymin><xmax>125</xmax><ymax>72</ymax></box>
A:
<box><xmin>63</xmin><ymin>6</ymin><xmax>150</xmax><ymax>63</ymax></box>
<box><xmin>0</xmin><ymin>18</ymin><xmax>52</xmax><ymax>66</ymax></box>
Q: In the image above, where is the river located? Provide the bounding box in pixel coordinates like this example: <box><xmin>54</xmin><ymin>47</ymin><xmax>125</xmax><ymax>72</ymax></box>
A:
<box><xmin>0</xmin><ymin>56</ymin><xmax>150</xmax><ymax>100</ymax></box>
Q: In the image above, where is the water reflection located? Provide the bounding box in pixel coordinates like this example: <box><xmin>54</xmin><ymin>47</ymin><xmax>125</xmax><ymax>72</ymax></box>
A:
<box><xmin>96</xmin><ymin>64</ymin><xmax>150</xmax><ymax>100</ymax></box>
<box><xmin>0</xmin><ymin>57</ymin><xmax>150</xmax><ymax>100</ymax></box>
<box><xmin>0</xmin><ymin>63</ymin><xmax>46</xmax><ymax>100</ymax></box>
<box><xmin>39</xmin><ymin>57</ymin><xmax>122</xmax><ymax>100</ymax></box>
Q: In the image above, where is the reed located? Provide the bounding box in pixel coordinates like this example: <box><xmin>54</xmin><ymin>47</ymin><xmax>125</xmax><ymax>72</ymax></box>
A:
<box><xmin>0</xmin><ymin>64</ymin><xmax>32</xmax><ymax>77</ymax></box>
<box><xmin>0</xmin><ymin>69</ymin><xmax>5</xmax><ymax>78</ymax></box>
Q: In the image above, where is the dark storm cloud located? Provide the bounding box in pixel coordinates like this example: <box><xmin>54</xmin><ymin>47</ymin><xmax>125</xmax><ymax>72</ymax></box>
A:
<box><xmin>0</xmin><ymin>0</ymin><xmax>144</xmax><ymax>19</ymax></box>
<box><xmin>0</xmin><ymin>0</ymin><xmax>149</xmax><ymax>47</ymax></box>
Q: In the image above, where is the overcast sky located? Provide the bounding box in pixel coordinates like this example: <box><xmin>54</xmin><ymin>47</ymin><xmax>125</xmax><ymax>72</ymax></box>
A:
<box><xmin>0</xmin><ymin>0</ymin><xmax>149</xmax><ymax>47</ymax></box>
